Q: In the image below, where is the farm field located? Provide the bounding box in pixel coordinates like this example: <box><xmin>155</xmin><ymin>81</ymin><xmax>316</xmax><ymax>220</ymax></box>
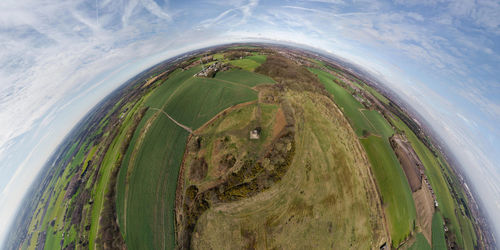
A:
<box><xmin>116</xmin><ymin>62</ymin><xmax>270</xmax><ymax>249</ymax></box>
<box><xmin>308</xmin><ymin>67</ymin><xmax>377</xmax><ymax>136</ymax></box>
<box><xmin>363</xmin><ymin>83</ymin><xmax>391</xmax><ymax>104</ymax></box>
<box><xmin>229</xmin><ymin>59</ymin><xmax>261</xmax><ymax>71</ymax></box>
<box><xmin>409</xmin><ymin>233</ymin><xmax>431</xmax><ymax>250</ymax></box>
<box><xmin>226</xmin><ymin>54</ymin><xmax>267</xmax><ymax>72</ymax></box>
<box><xmin>309</xmin><ymin>64</ymin><xmax>478</xmax><ymax>248</ymax></box>
<box><xmin>432</xmin><ymin>212</ymin><xmax>447</xmax><ymax>250</ymax></box>
<box><xmin>361</xmin><ymin>136</ymin><xmax>416</xmax><ymax>246</ymax></box>
<box><xmin>390</xmin><ymin>116</ymin><xmax>476</xmax><ymax>248</ymax></box>
<box><xmin>214</xmin><ymin>69</ymin><xmax>275</xmax><ymax>87</ymax></box>
<box><xmin>310</xmin><ymin>67</ymin><xmax>416</xmax><ymax>246</ymax></box>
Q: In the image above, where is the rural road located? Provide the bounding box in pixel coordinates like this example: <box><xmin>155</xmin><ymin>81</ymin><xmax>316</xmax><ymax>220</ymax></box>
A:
<box><xmin>150</xmin><ymin>108</ymin><xmax>195</xmax><ymax>134</ymax></box>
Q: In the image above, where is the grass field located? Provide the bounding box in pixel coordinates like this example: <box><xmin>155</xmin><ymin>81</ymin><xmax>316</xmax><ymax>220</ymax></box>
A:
<box><xmin>361</xmin><ymin>109</ymin><xmax>394</xmax><ymax>138</ymax></box>
<box><xmin>308</xmin><ymin>68</ymin><xmax>378</xmax><ymax>136</ymax></box>
<box><xmin>215</xmin><ymin>69</ymin><xmax>275</xmax><ymax>87</ymax></box>
<box><xmin>310</xmin><ymin>63</ymin><xmax>476</xmax><ymax>249</ymax></box>
<box><xmin>390</xmin><ymin>116</ymin><xmax>473</xmax><ymax>248</ymax></box>
<box><xmin>229</xmin><ymin>58</ymin><xmax>261</xmax><ymax>71</ymax></box>
<box><xmin>116</xmin><ymin>67</ymin><xmax>265</xmax><ymax>249</ymax></box>
<box><xmin>191</xmin><ymin>91</ymin><xmax>388</xmax><ymax>249</ymax></box>
<box><xmin>363</xmin><ymin>84</ymin><xmax>390</xmax><ymax>104</ymax></box>
<box><xmin>310</xmin><ymin>67</ymin><xmax>416</xmax><ymax>246</ymax></box>
<box><xmin>409</xmin><ymin>233</ymin><xmax>431</xmax><ymax>250</ymax></box>
<box><xmin>38</xmin><ymin>141</ymin><xmax>91</xmax><ymax>250</ymax></box>
<box><xmin>116</xmin><ymin>109</ymin><xmax>155</xmax><ymax>237</ymax></box>
<box><xmin>246</xmin><ymin>54</ymin><xmax>267</xmax><ymax>64</ymax></box>
<box><xmin>432</xmin><ymin>212</ymin><xmax>447</xmax><ymax>250</ymax></box>
<box><xmin>88</xmin><ymin>99</ymin><xmax>144</xmax><ymax>249</ymax></box>
<box><xmin>360</xmin><ymin>136</ymin><xmax>416</xmax><ymax>246</ymax></box>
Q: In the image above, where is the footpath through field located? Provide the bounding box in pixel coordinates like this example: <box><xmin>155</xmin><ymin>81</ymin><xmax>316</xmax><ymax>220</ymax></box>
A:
<box><xmin>151</xmin><ymin>107</ymin><xmax>194</xmax><ymax>134</ymax></box>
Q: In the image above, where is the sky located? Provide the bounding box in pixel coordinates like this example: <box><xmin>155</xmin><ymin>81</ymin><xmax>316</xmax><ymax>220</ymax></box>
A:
<box><xmin>0</xmin><ymin>0</ymin><xmax>499</xmax><ymax>247</ymax></box>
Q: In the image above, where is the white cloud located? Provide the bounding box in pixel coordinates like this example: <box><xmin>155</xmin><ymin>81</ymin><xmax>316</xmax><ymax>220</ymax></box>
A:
<box><xmin>198</xmin><ymin>0</ymin><xmax>259</xmax><ymax>28</ymax></box>
<box><xmin>407</xmin><ymin>12</ymin><xmax>424</xmax><ymax>21</ymax></box>
<box><xmin>140</xmin><ymin>0</ymin><xmax>171</xmax><ymax>21</ymax></box>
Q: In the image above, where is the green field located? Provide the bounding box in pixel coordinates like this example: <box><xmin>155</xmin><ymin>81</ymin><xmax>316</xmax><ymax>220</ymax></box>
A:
<box><xmin>88</xmin><ymin>99</ymin><xmax>145</xmax><ymax>249</ymax></box>
<box><xmin>310</xmin><ymin>67</ymin><xmax>416</xmax><ymax>246</ymax></box>
<box><xmin>246</xmin><ymin>54</ymin><xmax>267</xmax><ymax>64</ymax></box>
<box><xmin>229</xmin><ymin>59</ymin><xmax>261</xmax><ymax>71</ymax></box>
<box><xmin>432</xmin><ymin>212</ymin><xmax>447</xmax><ymax>250</ymax></box>
<box><xmin>215</xmin><ymin>69</ymin><xmax>275</xmax><ymax>87</ymax></box>
<box><xmin>361</xmin><ymin>109</ymin><xmax>394</xmax><ymax>138</ymax></box>
<box><xmin>307</xmin><ymin>64</ymin><xmax>474</xmax><ymax>249</ymax></box>
<box><xmin>226</xmin><ymin>54</ymin><xmax>267</xmax><ymax>71</ymax></box>
<box><xmin>409</xmin><ymin>233</ymin><xmax>431</xmax><ymax>250</ymax></box>
<box><xmin>361</xmin><ymin>136</ymin><xmax>416</xmax><ymax>246</ymax></box>
<box><xmin>308</xmin><ymin>68</ymin><xmax>378</xmax><ymax>136</ymax></box>
<box><xmin>363</xmin><ymin>84</ymin><xmax>390</xmax><ymax>104</ymax></box>
<box><xmin>389</xmin><ymin>116</ymin><xmax>474</xmax><ymax>248</ymax></box>
<box><xmin>116</xmin><ymin>67</ymin><xmax>269</xmax><ymax>249</ymax></box>
<box><xmin>37</xmin><ymin>141</ymin><xmax>92</xmax><ymax>250</ymax></box>
<box><xmin>116</xmin><ymin>109</ymin><xmax>155</xmax><ymax>237</ymax></box>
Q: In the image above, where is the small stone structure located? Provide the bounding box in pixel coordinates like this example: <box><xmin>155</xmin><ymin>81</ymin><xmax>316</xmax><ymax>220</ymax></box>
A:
<box><xmin>249</xmin><ymin>128</ymin><xmax>260</xmax><ymax>140</ymax></box>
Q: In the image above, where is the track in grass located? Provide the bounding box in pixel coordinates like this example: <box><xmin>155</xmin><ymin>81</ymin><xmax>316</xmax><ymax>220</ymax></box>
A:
<box><xmin>215</xmin><ymin>69</ymin><xmax>275</xmax><ymax>87</ymax></box>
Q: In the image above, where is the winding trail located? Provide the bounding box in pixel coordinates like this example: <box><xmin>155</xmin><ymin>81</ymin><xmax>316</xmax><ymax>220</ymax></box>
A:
<box><xmin>150</xmin><ymin>108</ymin><xmax>195</xmax><ymax>134</ymax></box>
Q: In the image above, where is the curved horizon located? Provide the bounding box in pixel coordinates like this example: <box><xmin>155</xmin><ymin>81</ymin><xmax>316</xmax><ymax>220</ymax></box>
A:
<box><xmin>1</xmin><ymin>0</ymin><xmax>499</xmax><ymax>247</ymax></box>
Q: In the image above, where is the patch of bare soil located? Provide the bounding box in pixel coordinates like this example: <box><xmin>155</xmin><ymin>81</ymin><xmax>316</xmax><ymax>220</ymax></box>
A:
<box><xmin>189</xmin><ymin>157</ymin><xmax>208</xmax><ymax>182</ymax></box>
<box><xmin>272</xmin><ymin>107</ymin><xmax>286</xmax><ymax>138</ymax></box>
<box><xmin>390</xmin><ymin>134</ymin><xmax>422</xmax><ymax>192</ymax></box>
<box><xmin>413</xmin><ymin>179</ymin><xmax>435</xmax><ymax>244</ymax></box>
<box><xmin>390</xmin><ymin>134</ymin><xmax>434</xmax><ymax>245</ymax></box>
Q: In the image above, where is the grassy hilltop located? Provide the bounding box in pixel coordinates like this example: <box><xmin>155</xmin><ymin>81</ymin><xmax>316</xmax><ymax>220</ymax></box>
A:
<box><xmin>7</xmin><ymin>45</ymin><xmax>484</xmax><ymax>250</ymax></box>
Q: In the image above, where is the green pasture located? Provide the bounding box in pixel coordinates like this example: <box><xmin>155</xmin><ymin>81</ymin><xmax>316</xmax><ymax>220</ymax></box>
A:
<box><xmin>215</xmin><ymin>69</ymin><xmax>275</xmax><ymax>87</ymax></box>
<box><xmin>361</xmin><ymin>136</ymin><xmax>416</xmax><ymax>246</ymax></box>
<box><xmin>117</xmin><ymin>66</ymin><xmax>260</xmax><ymax>249</ymax></box>
<box><xmin>432</xmin><ymin>212</ymin><xmax>447</xmax><ymax>250</ymax></box>
<box><xmin>409</xmin><ymin>233</ymin><xmax>431</xmax><ymax>250</ymax></box>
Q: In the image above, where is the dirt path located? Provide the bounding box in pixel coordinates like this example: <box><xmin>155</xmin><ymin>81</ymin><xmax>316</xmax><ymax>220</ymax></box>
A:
<box><xmin>151</xmin><ymin>108</ymin><xmax>194</xmax><ymax>134</ymax></box>
<box><xmin>194</xmin><ymin>100</ymin><xmax>257</xmax><ymax>133</ymax></box>
<box><xmin>210</xmin><ymin>78</ymin><xmax>254</xmax><ymax>90</ymax></box>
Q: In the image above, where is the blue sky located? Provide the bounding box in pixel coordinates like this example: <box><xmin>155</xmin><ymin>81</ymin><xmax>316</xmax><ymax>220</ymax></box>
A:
<box><xmin>0</xmin><ymin>0</ymin><xmax>499</xmax><ymax>246</ymax></box>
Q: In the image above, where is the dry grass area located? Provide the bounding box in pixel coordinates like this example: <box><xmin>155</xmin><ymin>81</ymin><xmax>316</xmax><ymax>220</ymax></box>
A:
<box><xmin>272</xmin><ymin>107</ymin><xmax>286</xmax><ymax>138</ymax></box>
<box><xmin>188</xmin><ymin>90</ymin><xmax>389</xmax><ymax>249</ymax></box>
<box><xmin>413</xmin><ymin>179</ymin><xmax>435</xmax><ymax>244</ymax></box>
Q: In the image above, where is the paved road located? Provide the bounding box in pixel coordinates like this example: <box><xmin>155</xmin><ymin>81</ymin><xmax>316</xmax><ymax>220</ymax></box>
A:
<box><xmin>150</xmin><ymin>108</ymin><xmax>194</xmax><ymax>134</ymax></box>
